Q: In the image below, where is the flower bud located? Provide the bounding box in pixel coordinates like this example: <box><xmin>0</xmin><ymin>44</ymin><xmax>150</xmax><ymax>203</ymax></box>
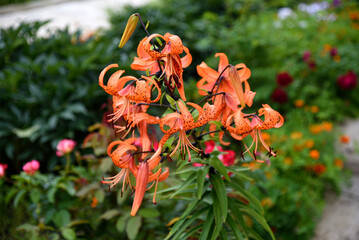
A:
<box><xmin>119</xmin><ymin>14</ymin><xmax>139</xmax><ymax>48</ymax></box>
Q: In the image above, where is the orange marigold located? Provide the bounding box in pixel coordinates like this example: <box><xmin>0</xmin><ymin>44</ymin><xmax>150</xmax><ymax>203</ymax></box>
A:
<box><xmin>340</xmin><ymin>135</ymin><xmax>350</xmax><ymax>144</ymax></box>
<box><xmin>322</xmin><ymin>121</ymin><xmax>333</xmax><ymax>131</ymax></box>
<box><xmin>305</xmin><ymin>140</ymin><xmax>315</xmax><ymax>149</ymax></box>
<box><xmin>284</xmin><ymin>157</ymin><xmax>293</xmax><ymax>165</ymax></box>
<box><xmin>313</xmin><ymin>164</ymin><xmax>326</xmax><ymax>175</ymax></box>
<box><xmin>91</xmin><ymin>197</ymin><xmax>98</xmax><ymax>208</ymax></box>
<box><xmin>309</xmin><ymin>149</ymin><xmax>320</xmax><ymax>160</ymax></box>
<box><xmin>310</xmin><ymin>106</ymin><xmax>319</xmax><ymax>113</ymax></box>
<box><xmin>294</xmin><ymin>99</ymin><xmax>305</xmax><ymax>108</ymax></box>
<box><xmin>290</xmin><ymin>132</ymin><xmax>303</xmax><ymax>139</ymax></box>
<box><xmin>334</xmin><ymin>158</ymin><xmax>344</xmax><ymax>169</ymax></box>
<box><xmin>261</xmin><ymin>197</ymin><xmax>274</xmax><ymax>208</ymax></box>
<box><xmin>309</xmin><ymin>124</ymin><xmax>322</xmax><ymax>135</ymax></box>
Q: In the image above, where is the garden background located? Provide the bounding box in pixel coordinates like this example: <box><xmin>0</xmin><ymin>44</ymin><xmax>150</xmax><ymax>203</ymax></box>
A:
<box><xmin>1</xmin><ymin>0</ymin><xmax>359</xmax><ymax>239</ymax></box>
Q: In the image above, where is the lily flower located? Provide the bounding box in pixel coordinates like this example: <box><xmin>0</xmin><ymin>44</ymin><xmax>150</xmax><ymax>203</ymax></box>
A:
<box><xmin>196</xmin><ymin>53</ymin><xmax>254</xmax><ymax>107</ymax></box>
<box><xmin>244</xmin><ymin>104</ymin><xmax>284</xmax><ymax>161</ymax></box>
<box><xmin>132</xmin><ymin>33</ymin><xmax>192</xmax><ymax>101</ymax></box>
<box><xmin>130</xmin><ymin>160</ymin><xmax>169</xmax><ymax>216</ymax></box>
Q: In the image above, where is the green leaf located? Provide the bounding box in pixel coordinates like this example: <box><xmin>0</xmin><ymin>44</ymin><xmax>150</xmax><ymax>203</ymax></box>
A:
<box><xmin>138</xmin><ymin>208</ymin><xmax>160</xmax><ymax>218</ymax></box>
<box><xmin>239</xmin><ymin>207</ymin><xmax>275</xmax><ymax>240</ymax></box>
<box><xmin>170</xmin><ymin>206</ymin><xmax>210</xmax><ymax>240</ymax></box>
<box><xmin>220</xmin><ymin>226</ymin><xmax>228</xmax><ymax>240</ymax></box>
<box><xmin>196</xmin><ymin>166</ymin><xmax>209</xmax><ymax>199</ymax></box>
<box><xmin>5</xmin><ymin>187</ymin><xmax>17</xmax><ymax>204</ymax></box>
<box><xmin>211</xmin><ymin>193</ymin><xmax>223</xmax><ymax>240</ymax></box>
<box><xmin>54</xmin><ymin>210</ymin><xmax>71</xmax><ymax>228</ymax></box>
<box><xmin>94</xmin><ymin>189</ymin><xmax>105</xmax><ymax>203</ymax></box>
<box><xmin>199</xmin><ymin>208</ymin><xmax>214</xmax><ymax>240</ymax></box>
<box><xmin>210</xmin><ymin>173</ymin><xmax>228</xmax><ymax>223</ymax></box>
<box><xmin>228</xmin><ymin>198</ymin><xmax>249</xmax><ymax>238</ymax></box>
<box><xmin>12</xmin><ymin>124</ymin><xmax>41</xmax><ymax>138</ymax></box>
<box><xmin>100</xmin><ymin>209</ymin><xmax>120</xmax><ymax>220</ymax></box>
<box><xmin>116</xmin><ymin>213</ymin><xmax>131</xmax><ymax>233</ymax></box>
<box><xmin>165</xmin><ymin>94</ymin><xmax>176</xmax><ymax>106</ymax></box>
<box><xmin>30</xmin><ymin>189</ymin><xmax>41</xmax><ymax>204</ymax></box>
<box><xmin>14</xmin><ymin>189</ymin><xmax>26</xmax><ymax>207</ymax></box>
<box><xmin>229</xmin><ymin>181</ymin><xmax>264</xmax><ymax>215</ymax></box>
<box><xmin>76</xmin><ymin>182</ymin><xmax>99</xmax><ymax>197</ymax></box>
<box><xmin>226</xmin><ymin>214</ymin><xmax>244</xmax><ymax>240</ymax></box>
<box><xmin>47</xmin><ymin>187</ymin><xmax>57</xmax><ymax>203</ymax></box>
<box><xmin>209</xmin><ymin>158</ymin><xmax>230</xmax><ymax>181</ymax></box>
<box><xmin>165</xmin><ymin>198</ymin><xmax>202</xmax><ymax>240</ymax></box>
<box><xmin>126</xmin><ymin>215</ymin><xmax>142</xmax><ymax>240</ymax></box>
<box><xmin>61</xmin><ymin>228</ymin><xmax>76</xmax><ymax>240</ymax></box>
<box><xmin>169</xmin><ymin>172</ymin><xmax>196</xmax><ymax>198</ymax></box>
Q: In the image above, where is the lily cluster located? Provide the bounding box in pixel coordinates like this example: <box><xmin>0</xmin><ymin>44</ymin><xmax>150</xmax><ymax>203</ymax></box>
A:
<box><xmin>99</xmin><ymin>15</ymin><xmax>284</xmax><ymax>216</ymax></box>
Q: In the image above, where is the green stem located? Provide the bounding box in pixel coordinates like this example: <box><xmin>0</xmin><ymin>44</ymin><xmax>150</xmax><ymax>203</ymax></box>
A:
<box><xmin>65</xmin><ymin>153</ymin><xmax>71</xmax><ymax>175</ymax></box>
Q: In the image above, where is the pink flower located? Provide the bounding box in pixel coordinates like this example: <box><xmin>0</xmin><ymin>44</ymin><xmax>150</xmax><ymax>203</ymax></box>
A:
<box><xmin>337</xmin><ymin>71</ymin><xmax>357</xmax><ymax>90</ymax></box>
<box><xmin>23</xmin><ymin>160</ymin><xmax>40</xmax><ymax>175</ymax></box>
<box><xmin>0</xmin><ymin>163</ymin><xmax>8</xmax><ymax>178</ymax></box>
<box><xmin>303</xmin><ymin>51</ymin><xmax>311</xmax><ymax>62</ymax></box>
<box><xmin>192</xmin><ymin>162</ymin><xmax>204</xmax><ymax>167</ymax></box>
<box><xmin>276</xmin><ymin>72</ymin><xmax>293</xmax><ymax>87</ymax></box>
<box><xmin>330</xmin><ymin>47</ymin><xmax>338</xmax><ymax>57</ymax></box>
<box><xmin>219</xmin><ymin>150</ymin><xmax>236</xmax><ymax>166</ymax></box>
<box><xmin>204</xmin><ymin>140</ymin><xmax>216</xmax><ymax>153</ymax></box>
<box><xmin>56</xmin><ymin>139</ymin><xmax>76</xmax><ymax>156</ymax></box>
<box><xmin>271</xmin><ymin>88</ymin><xmax>288</xmax><ymax>104</ymax></box>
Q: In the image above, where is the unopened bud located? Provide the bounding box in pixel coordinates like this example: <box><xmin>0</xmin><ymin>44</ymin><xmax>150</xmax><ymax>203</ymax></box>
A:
<box><xmin>228</xmin><ymin>65</ymin><xmax>246</xmax><ymax>108</ymax></box>
<box><xmin>119</xmin><ymin>14</ymin><xmax>139</xmax><ymax>48</ymax></box>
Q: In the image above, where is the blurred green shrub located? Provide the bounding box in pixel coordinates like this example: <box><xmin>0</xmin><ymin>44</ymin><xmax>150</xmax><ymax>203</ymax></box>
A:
<box><xmin>0</xmin><ymin>21</ymin><xmax>125</xmax><ymax>171</ymax></box>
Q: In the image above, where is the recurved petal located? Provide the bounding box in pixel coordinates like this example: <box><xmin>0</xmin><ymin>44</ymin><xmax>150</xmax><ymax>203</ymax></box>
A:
<box><xmin>258</xmin><ymin>104</ymin><xmax>284</xmax><ymax>129</ymax></box>
<box><xmin>131</xmin><ymin>161</ymin><xmax>149</xmax><ymax>216</ymax></box>
<box><xmin>196</xmin><ymin>62</ymin><xmax>219</xmax><ymax>81</ymax></box>
<box><xmin>181</xmin><ymin>46</ymin><xmax>192</xmax><ymax>68</ymax></box>
<box><xmin>215</xmin><ymin>53</ymin><xmax>229</xmax><ymax>75</ymax></box>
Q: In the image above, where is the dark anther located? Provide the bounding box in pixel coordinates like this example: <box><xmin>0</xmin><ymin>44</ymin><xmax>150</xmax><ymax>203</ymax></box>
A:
<box><xmin>203</xmin><ymin>153</ymin><xmax>210</xmax><ymax>158</ymax></box>
<box><xmin>186</xmin><ymin>130</ymin><xmax>191</xmax><ymax>134</ymax></box>
<box><xmin>173</xmin><ymin>95</ymin><xmax>179</xmax><ymax>100</ymax></box>
<box><xmin>197</xmin><ymin>135</ymin><xmax>203</xmax><ymax>141</ymax></box>
<box><xmin>209</xmin><ymin>166</ymin><xmax>216</xmax><ymax>174</ymax></box>
<box><xmin>252</xmin><ymin>150</ymin><xmax>258</xmax><ymax>161</ymax></box>
<box><xmin>192</xmin><ymin>142</ymin><xmax>198</xmax><ymax>147</ymax></box>
<box><xmin>240</xmin><ymin>151</ymin><xmax>246</xmax><ymax>161</ymax></box>
<box><xmin>155</xmin><ymin>70</ymin><xmax>163</xmax><ymax>78</ymax></box>
<box><xmin>165</xmin><ymin>147</ymin><xmax>169</xmax><ymax>152</ymax></box>
<box><xmin>160</xmin><ymin>155</ymin><xmax>166</xmax><ymax>163</ymax></box>
<box><xmin>221</xmin><ymin>125</ymin><xmax>226</xmax><ymax>130</ymax></box>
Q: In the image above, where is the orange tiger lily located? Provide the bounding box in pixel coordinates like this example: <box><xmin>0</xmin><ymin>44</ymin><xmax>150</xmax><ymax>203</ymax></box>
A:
<box><xmin>102</xmin><ymin>138</ymin><xmax>169</xmax><ymax>216</ymax></box>
<box><xmin>129</xmin><ymin>158</ymin><xmax>169</xmax><ymax>216</ymax></box>
<box><xmin>197</xmin><ymin>53</ymin><xmax>254</xmax><ymax>108</ymax></box>
<box><xmin>244</xmin><ymin>104</ymin><xmax>284</xmax><ymax>161</ymax></box>
<box><xmin>131</xmin><ymin>33</ymin><xmax>192</xmax><ymax>101</ymax></box>
<box><xmin>101</xmin><ymin>138</ymin><xmax>137</xmax><ymax>191</ymax></box>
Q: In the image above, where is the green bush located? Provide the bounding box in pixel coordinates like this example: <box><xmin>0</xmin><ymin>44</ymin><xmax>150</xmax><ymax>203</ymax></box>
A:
<box><xmin>0</xmin><ymin>21</ymin><xmax>123</xmax><ymax>171</ymax></box>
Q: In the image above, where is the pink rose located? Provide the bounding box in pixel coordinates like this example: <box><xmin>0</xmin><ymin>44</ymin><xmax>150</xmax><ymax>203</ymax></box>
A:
<box><xmin>219</xmin><ymin>150</ymin><xmax>236</xmax><ymax>166</ymax></box>
<box><xmin>23</xmin><ymin>160</ymin><xmax>40</xmax><ymax>175</ymax></box>
<box><xmin>0</xmin><ymin>163</ymin><xmax>8</xmax><ymax>178</ymax></box>
<box><xmin>56</xmin><ymin>139</ymin><xmax>76</xmax><ymax>156</ymax></box>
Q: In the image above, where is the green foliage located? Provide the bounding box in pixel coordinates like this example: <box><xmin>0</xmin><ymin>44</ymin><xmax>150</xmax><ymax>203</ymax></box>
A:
<box><xmin>244</xmin><ymin>109</ymin><xmax>350</xmax><ymax>239</ymax></box>
<box><xmin>0</xmin><ymin>21</ymin><xmax>121</xmax><ymax>170</ymax></box>
<box><xmin>0</xmin><ymin>0</ymin><xmax>32</xmax><ymax>6</ymax></box>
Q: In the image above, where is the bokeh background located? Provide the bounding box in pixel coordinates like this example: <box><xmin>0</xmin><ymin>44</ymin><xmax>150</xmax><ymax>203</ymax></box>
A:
<box><xmin>0</xmin><ymin>0</ymin><xmax>359</xmax><ymax>239</ymax></box>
